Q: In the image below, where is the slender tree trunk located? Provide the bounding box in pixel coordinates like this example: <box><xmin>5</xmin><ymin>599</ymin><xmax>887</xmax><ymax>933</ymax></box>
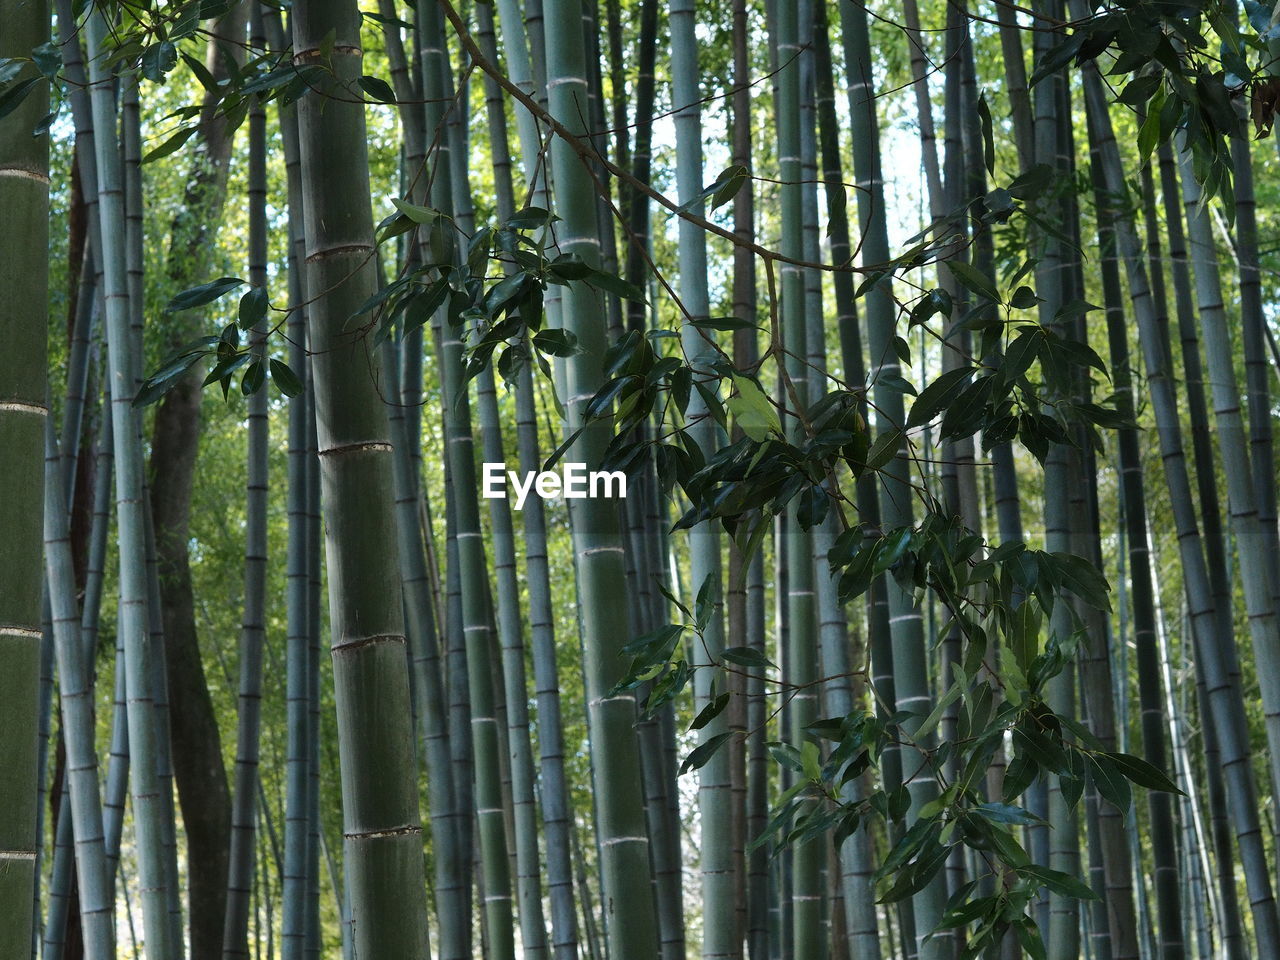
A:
<box><xmin>666</xmin><ymin>0</ymin><xmax>732</xmax><ymax>953</ymax></box>
<box><xmin>1147</xmin><ymin>136</ymin><xmax>1247</xmax><ymax>960</ymax></box>
<box><xmin>773</xmin><ymin>2</ymin><xmax>822</xmax><ymax>955</ymax></box>
<box><xmin>839</xmin><ymin>0</ymin><xmax>947</xmax><ymax>952</ymax></box>
<box><xmin>0</xmin><ymin>0</ymin><xmax>48</xmax><ymax>947</ymax></box>
<box><xmin>224</xmin><ymin>7</ymin><xmax>270</xmax><ymax>951</ymax></box>
<box><xmin>290</xmin><ymin>0</ymin><xmax>432</xmax><ymax>951</ymax></box>
<box><xmin>87</xmin><ymin>10</ymin><xmax>184</xmax><ymax>957</ymax></box>
<box><xmin>525</xmin><ymin>0</ymin><xmax>663</xmax><ymax>948</ymax></box>
<box><xmin>146</xmin><ymin>18</ymin><xmax>246</xmax><ymax>953</ymax></box>
<box><xmin>43</xmin><ymin>416</ymin><xmax>113</xmax><ymax>960</ymax></box>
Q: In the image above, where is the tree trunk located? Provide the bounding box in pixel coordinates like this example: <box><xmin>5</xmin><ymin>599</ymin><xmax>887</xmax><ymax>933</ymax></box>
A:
<box><xmin>290</xmin><ymin>0</ymin><xmax>432</xmax><ymax>951</ymax></box>
<box><xmin>0</xmin><ymin>0</ymin><xmax>49</xmax><ymax>947</ymax></box>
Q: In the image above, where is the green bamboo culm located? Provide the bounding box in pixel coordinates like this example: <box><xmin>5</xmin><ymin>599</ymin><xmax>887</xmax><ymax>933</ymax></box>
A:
<box><xmin>528</xmin><ymin>0</ymin><xmax>662</xmax><ymax>947</ymax></box>
<box><xmin>668</xmin><ymin>0</ymin><xmax>733</xmax><ymax>951</ymax></box>
<box><xmin>288</xmin><ymin>0</ymin><xmax>432</xmax><ymax>952</ymax></box>
<box><xmin>268</xmin><ymin>8</ymin><xmax>316</xmax><ymax>954</ymax></box>
<box><xmin>224</xmin><ymin>7</ymin><xmax>271</xmax><ymax>954</ymax></box>
<box><xmin>43</xmin><ymin>414</ymin><xmax>114</xmax><ymax>960</ymax></box>
<box><xmin>475</xmin><ymin>22</ymin><xmax>553</xmax><ymax>954</ymax></box>
<box><xmin>838</xmin><ymin>0</ymin><xmax>947</xmax><ymax>952</ymax></box>
<box><xmin>1175</xmin><ymin>143</ymin><xmax>1280</xmax><ymax>814</ymax></box>
<box><xmin>87</xmin><ymin>9</ymin><xmax>177</xmax><ymax>957</ymax></box>
<box><xmin>772</xmin><ymin>1</ymin><xmax>823</xmax><ymax>955</ymax></box>
<box><xmin>420</xmin><ymin>4</ymin><xmax>519</xmax><ymax>955</ymax></box>
<box><xmin>0</xmin><ymin>0</ymin><xmax>47</xmax><ymax>947</ymax></box>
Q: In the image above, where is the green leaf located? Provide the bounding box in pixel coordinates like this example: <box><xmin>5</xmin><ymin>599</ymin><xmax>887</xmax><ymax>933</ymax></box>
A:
<box><xmin>1049</xmin><ymin>552</ymin><xmax>1111</xmax><ymax>612</ymax></box>
<box><xmin>133</xmin><ymin>351</ymin><xmax>205</xmax><ymax>407</ymax></box>
<box><xmin>391</xmin><ymin>197</ymin><xmax>441</xmax><ymax>224</ymax></box>
<box><xmin>241</xmin><ymin>359</ymin><xmax>266</xmax><ymax>396</ymax></box>
<box><xmin>238</xmin><ymin>287</ymin><xmax>269</xmax><ymax>329</ymax></box>
<box><xmin>945</xmin><ymin>260</ymin><xmax>1000</xmax><ymax>303</ymax></box>
<box><xmin>587</xmin><ymin>268</ymin><xmax>647</xmax><ymax>303</ymax></box>
<box><xmin>181</xmin><ymin>53</ymin><xmax>217</xmax><ymax>92</ymax></box>
<box><xmin>691</xmin><ymin>316</ymin><xmax>755</xmax><ymax>331</ymax></box>
<box><xmin>1015</xmin><ymin>915</ymin><xmax>1047</xmax><ymax>960</ymax></box>
<box><xmin>1021</xmin><ymin>864</ymin><xmax>1099</xmax><ymax>900</ymax></box>
<box><xmin>1106</xmin><ymin>752</ymin><xmax>1184</xmax><ymax>795</ymax></box>
<box><xmin>167</xmin><ymin>277</ymin><xmax>245</xmax><ymax>312</ymax></box>
<box><xmin>864</xmin><ymin>428</ymin><xmax>901</xmax><ymax>471</ymax></box>
<box><xmin>0</xmin><ymin>75</ymin><xmax>40</xmax><ymax>120</ymax></box>
<box><xmin>143</xmin><ymin>126</ymin><xmax>199</xmax><ymax>164</ymax></box>
<box><xmin>31</xmin><ymin>41</ymin><xmax>61</xmax><ymax>78</ymax></box>
<box><xmin>533</xmin><ymin>328</ymin><xmax>579</xmax><ymax>357</ymax></box>
<box><xmin>1138</xmin><ymin>92</ymin><xmax>1165</xmax><ymax>165</ymax></box>
<box><xmin>977</xmin><ymin>92</ymin><xmax>996</xmax><ymax>176</ymax></box>
<box><xmin>680</xmin><ymin>731</ymin><xmax>734</xmax><ymax>775</ymax></box>
<box><xmin>911</xmin><ymin>680</ymin><xmax>963</xmax><ymax>741</ymax></box>
<box><xmin>973</xmin><ymin>802</ymin><xmax>1041</xmax><ymax>826</ymax></box>
<box><xmin>907</xmin><ymin>367</ymin><xmax>972</xmax><ymax>429</ymax></box>
<box><xmin>727</xmin><ymin>373</ymin><xmax>781</xmax><ymax>441</ymax></box>
<box><xmin>721</xmin><ymin>646</ymin><xmax>776</xmax><ymax>669</ymax></box>
<box><xmin>269</xmin><ymin>359</ymin><xmax>303</xmax><ymax>398</ymax></box>
<box><xmin>1086</xmin><ymin>753</ymin><xmax>1131</xmax><ymax>813</ymax></box>
<box><xmin>507</xmin><ymin>206</ymin><xmax>557</xmax><ymax>229</ymax></box>
<box><xmin>1009</xmin><ymin>285</ymin><xmax>1040</xmax><ymax>310</ymax></box>
<box><xmin>691</xmin><ymin>693</ymin><xmax>731</xmax><ymax>731</ymax></box>
<box><xmin>358</xmin><ymin>74</ymin><xmax>396</xmax><ymax>103</ymax></box>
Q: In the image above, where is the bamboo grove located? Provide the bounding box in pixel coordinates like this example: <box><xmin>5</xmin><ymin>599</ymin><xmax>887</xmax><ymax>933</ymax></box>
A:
<box><xmin>5</xmin><ymin>0</ymin><xmax>1280</xmax><ymax>956</ymax></box>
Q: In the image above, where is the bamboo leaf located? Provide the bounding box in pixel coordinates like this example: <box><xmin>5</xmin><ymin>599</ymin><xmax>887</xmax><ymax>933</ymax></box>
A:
<box><xmin>1106</xmin><ymin>752</ymin><xmax>1184</xmax><ymax>795</ymax></box>
<box><xmin>680</xmin><ymin>732</ymin><xmax>734</xmax><ymax>775</ymax></box>
<box><xmin>720</xmin><ymin>646</ymin><xmax>776</xmax><ymax>669</ymax></box>
<box><xmin>1021</xmin><ymin>864</ymin><xmax>1099</xmax><ymax>900</ymax></box>
<box><xmin>269</xmin><ymin>359</ymin><xmax>302</xmax><ymax>398</ymax></box>
<box><xmin>167</xmin><ymin>277</ymin><xmax>245</xmax><ymax>312</ymax></box>
<box><xmin>358</xmin><ymin>75</ymin><xmax>396</xmax><ymax>103</ymax></box>
<box><xmin>691</xmin><ymin>693</ymin><xmax>730</xmax><ymax>730</ymax></box>
<box><xmin>945</xmin><ymin>260</ymin><xmax>1001</xmax><ymax>303</ymax></box>
<box><xmin>142</xmin><ymin>126</ymin><xmax>199</xmax><ymax>163</ymax></box>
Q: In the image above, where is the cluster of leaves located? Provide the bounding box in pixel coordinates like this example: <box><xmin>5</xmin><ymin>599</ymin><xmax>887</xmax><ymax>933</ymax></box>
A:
<box><xmin>607</xmin><ymin>572</ymin><xmax>775</xmax><ymax>750</ymax></box>
<box><xmin>357</xmin><ymin>198</ymin><xmax>646</xmax><ymax>410</ymax></box>
<box><xmin>1034</xmin><ymin>0</ymin><xmax>1280</xmax><ymax>209</ymax></box>
<box><xmin>757</xmin><ymin>683</ymin><xmax>1178</xmax><ymax>959</ymax></box>
<box><xmin>0</xmin><ymin>41</ymin><xmax>61</xmax><ymax>135</ymax></box>
<box><xmin>134</xmin><ymin>277</ymin><xmax>300</xmax><ymax>405</ymax></box>
<box><xmin>137</xmin><ymin>198</ymin><xmax>645</xmax><ymax>408</ymax></box>
<box><xmin>615</xmin><ymin>498</ymin><xmax>1181</xmax><ymax>955</ymax></box>
<box><xmin>765</xmin><ymin>515</ymin><xmax>1177</xmax><ymax>957</ymax></box>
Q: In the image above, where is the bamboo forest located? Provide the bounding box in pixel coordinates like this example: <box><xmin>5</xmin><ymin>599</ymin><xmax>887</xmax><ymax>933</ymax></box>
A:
<box><xmin>11</xmin><ymin>0</ymin><xmax>1280</xmax><ymax>955</ymax></box>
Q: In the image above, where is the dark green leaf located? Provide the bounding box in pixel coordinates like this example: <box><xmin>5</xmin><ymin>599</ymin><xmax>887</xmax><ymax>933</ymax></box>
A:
<box><xmin>721</xmin><ymin>646</ymin><xmax>776</xmax><ymax>669</ymax></box>
<box><xmin>357</xmin><ymin>74</ymin><xmax>396</xmax><ymax>103</ymax></box>
<box><xmin>238</xmin><ymin>287</ymin><xmax>269</xmax><ymax>329</ymax></box>
<box><xmin>0</xmin><ymin>77</ymin><xmax>42</xmax><ymax>120</ymax></box>
<box><xmin>587</xmin><ymin>268</ymin><xmax>647</xmax><ymax>303</ymax></box>
<box><xmin>167</xmin><ymin>277</ymin><xmax>245</xmax><ymax>312</ymax></box>
<box><xmin>507</xmin><ymin>206</ymin><xmax>556</xmax><ymax>229</ymax></box>
<box><xmin>945</xmin><ymin>260</ymin><xmax>1000</xmax><ymax>303</ymax></box>
<box><xmin>1021</xmin><ymin>864</ymin><xmax>1099</xmax><ymax>900</ymax></box>
<box><xmin>680</xmin><ymin>731</ymin><xmax>735</xmax><ymax>775</ymax></box>
<box><xmin>691</xmin><ymin>693</ymin><xmax>730</xmax><ymax>731</ymax></box>
<box><xmin>143</xmin><ymin>126</ymin><xmax>199</xmax><ymax>164</ymax></box>
<box><xmin>1106</xmin><ymin>752</ymin><xmax>1184</xmax><ymax>795</ymax></box>
<box><xmin>269</xmin><ymin>359</ymin><xmax>303</xmax><ymax>397</ymax></box>
<box><xmin>907</xmin><ymin>367</ymin><xmax>972</xmax><ymax>428</ymax></box>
